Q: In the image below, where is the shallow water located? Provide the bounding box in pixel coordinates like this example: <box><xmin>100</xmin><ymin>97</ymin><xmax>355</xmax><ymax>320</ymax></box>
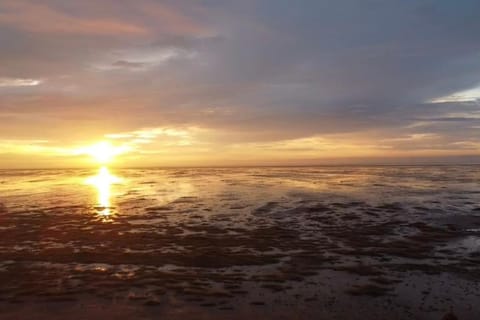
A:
<box><xmin>0</xmin><ymin>166</ymin><xmax>479</xmax><ymax>319</ymax></box>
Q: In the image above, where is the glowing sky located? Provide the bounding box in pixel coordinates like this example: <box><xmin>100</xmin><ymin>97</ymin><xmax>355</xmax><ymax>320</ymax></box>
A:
<box><xmin>0</xmin><ymin>0</ymin><xmax>479</xmax><ymax>167</ymax></box>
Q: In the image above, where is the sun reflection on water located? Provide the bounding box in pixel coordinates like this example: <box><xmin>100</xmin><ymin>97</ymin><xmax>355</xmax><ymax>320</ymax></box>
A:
<box><xmin>86</xmin><ymin>166</ymin><xmax>121</xmax><ymax>221</ymax></box>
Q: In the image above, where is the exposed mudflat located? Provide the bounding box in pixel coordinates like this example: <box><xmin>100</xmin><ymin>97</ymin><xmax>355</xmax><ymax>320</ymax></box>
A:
<box><xmin>0</xmin><ymin>166</ymin><xmax>479</xmax><ymax>319</ymax></box>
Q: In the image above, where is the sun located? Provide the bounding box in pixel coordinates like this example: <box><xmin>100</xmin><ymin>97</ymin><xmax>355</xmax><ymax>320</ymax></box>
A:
<box><xmin>77</xmin><ymin>141</ymin><xmax>130</xmax><ymax>164</ymax></box>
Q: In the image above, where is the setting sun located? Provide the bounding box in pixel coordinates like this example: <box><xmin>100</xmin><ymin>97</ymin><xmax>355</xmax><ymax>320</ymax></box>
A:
<box><xmin>76</xmin><ymin>141</ymin><xmax>131</xmax><ymax>164</ymax></box>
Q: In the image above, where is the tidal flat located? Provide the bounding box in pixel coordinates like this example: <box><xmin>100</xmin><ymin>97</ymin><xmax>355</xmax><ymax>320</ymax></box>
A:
<box><xmin>0</xmin><ymin>166</ymin><xmax>479</xmax><ymax>319</ymax></box>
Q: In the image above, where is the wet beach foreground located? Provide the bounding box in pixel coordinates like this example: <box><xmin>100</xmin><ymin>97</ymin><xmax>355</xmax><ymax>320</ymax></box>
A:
<box><xmin>0</xmin><ymin>166</ymin><xmax>479</xmax><ymax>319</ymax></box>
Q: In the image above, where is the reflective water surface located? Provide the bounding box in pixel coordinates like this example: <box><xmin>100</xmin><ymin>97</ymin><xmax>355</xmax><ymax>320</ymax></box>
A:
<box><xmin>0</xmin><ymin>166</ymin><xmax>479</xmax><ymax>319</ymax></box>
<box><xmin>85</xmin><ymin>166</ymin><xmax>122</xmax><ymax>221</ymax></box>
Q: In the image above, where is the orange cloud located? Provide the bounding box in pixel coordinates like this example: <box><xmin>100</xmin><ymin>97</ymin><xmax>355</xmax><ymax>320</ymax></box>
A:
<box><xmin>0</xmin><ymin>0</ymin><xmax>147</xmax><ymax>36</ymax></box>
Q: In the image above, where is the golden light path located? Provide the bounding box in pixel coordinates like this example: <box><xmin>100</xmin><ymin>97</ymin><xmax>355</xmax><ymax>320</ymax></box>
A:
<box><xmin>86</xmin><ymin>166</ymin><xmax>121</xmax><ymax>221</ymax></box>
<box><xmin>82</xmin><ymin>141</ymin><xmax>126</xmax><ymax>221</ymax></box>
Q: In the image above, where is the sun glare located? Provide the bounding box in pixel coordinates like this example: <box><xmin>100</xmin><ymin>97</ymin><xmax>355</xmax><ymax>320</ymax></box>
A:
<box><xmin>77</xmin><ymin>141</ymin><xmax>130</xmax><ymax>164</ymax></box>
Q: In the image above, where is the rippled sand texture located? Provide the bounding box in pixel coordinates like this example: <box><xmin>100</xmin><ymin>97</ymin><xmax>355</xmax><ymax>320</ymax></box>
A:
<box><xmin>0</xmin><ymin>166</ymin><xmax>479</xmax><ymax>319</ymax></box>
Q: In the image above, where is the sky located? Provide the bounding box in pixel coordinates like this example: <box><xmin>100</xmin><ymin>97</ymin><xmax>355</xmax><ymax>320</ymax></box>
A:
<box><xmin>0</xmin><ymin>0</ymin><xmax>479</xmax><ymax>168</ymax></box>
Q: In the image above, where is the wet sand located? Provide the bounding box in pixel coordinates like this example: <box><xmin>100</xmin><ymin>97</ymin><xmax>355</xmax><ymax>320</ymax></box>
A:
<box><xmin>0</xmin><ymin>166</ymin><xmax>479</xmax><ymax>319</ymax></box>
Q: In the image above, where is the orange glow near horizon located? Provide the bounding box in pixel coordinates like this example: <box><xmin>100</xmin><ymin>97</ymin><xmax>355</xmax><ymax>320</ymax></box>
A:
<box><xmin>0</xmin><ymin>128</ymin><xmax>479</xmax><ymax>169</ymax></box>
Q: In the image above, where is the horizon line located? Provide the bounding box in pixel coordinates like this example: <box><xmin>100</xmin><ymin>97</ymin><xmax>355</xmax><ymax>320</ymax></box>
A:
<box><xmin>1</xmin><ymin>162</ymin><xmax>480</xmax><ymax>170</ymax></box>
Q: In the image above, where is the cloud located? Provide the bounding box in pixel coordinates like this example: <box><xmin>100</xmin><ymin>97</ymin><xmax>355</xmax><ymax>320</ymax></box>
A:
<box><xmin>111</xmin><ymin>60</ymin><xmax>148</xmax><ymax>70</ymax></box>
<box><xmin>96</xmin><ymin>46</ymin><xmax>197</xmax><ymax>71</ymax></box>
<box><xmin>381</xmin><ymin>133</ymin><xmax>439</xmax><ymax>143</ymax></box>
<box><xmin>104</xmin><ymin>127</ymin><xmax>204</xmax><ymax>149</ymax></box>
<box><xmin>0</xmin><ymin>0</ymin><xmax>209</xmax><ymax>38</ymax></box>
<box><xmin>451</xmin><ymin>141</ymin><xmax>480</xmax><ymax>150</ymax></box>
<box><xmin>0</xmin><ymin>0</ymin><xmax>148</xmax><ymax>36</ymax></box>
<box><xmin>0</xmin><ymin>77</ymin><xmax>42</xmax><ymax>87</ymax></box>
<box><xmin>0</xmin><ymin>139</ymin><xmax>68</xmax><ymax>155</ymax></box>
<box><xmin>429</xmin><ymin>85</ymin><xmax>480</xmax><ymax>103</ymax></box>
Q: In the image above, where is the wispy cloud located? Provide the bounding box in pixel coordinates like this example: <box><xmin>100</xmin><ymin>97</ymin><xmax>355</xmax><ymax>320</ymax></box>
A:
<box><xmin>104</xmin><ymin>127</ymin><xmax>201</xmax><ymax>148</ymax></box>
<box><xmin>428</xmin><ymin>86</ymin><xmax>480</xmax><ymax>103</ymax></box>
<box><xmin>0</xmin><ymin>139</ymin><xmax>67</xmax><ymax>155</ymax></box>
<box><xmin>381</xmin><ymin>133</ymin><xmax>439</xmax><ymax>142</ymax></box>
<box><xmin>96</xmin><ymin>47</ymin><xmax>196</xmax><ymax>71</ymax></box>
<box><xmin>451</xmin><ymin>141</ymin><xmax>480</xmax><ymax>150</ymax></box>
<box><xmin>0</xmin><ymin>78</ymin><xmax>42</xmax><ymax>87</ymax></box>
<box><xmin>229</xmin><ymin>135</ymin><xmax>390</xmax><ymax>158</ymax></box>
